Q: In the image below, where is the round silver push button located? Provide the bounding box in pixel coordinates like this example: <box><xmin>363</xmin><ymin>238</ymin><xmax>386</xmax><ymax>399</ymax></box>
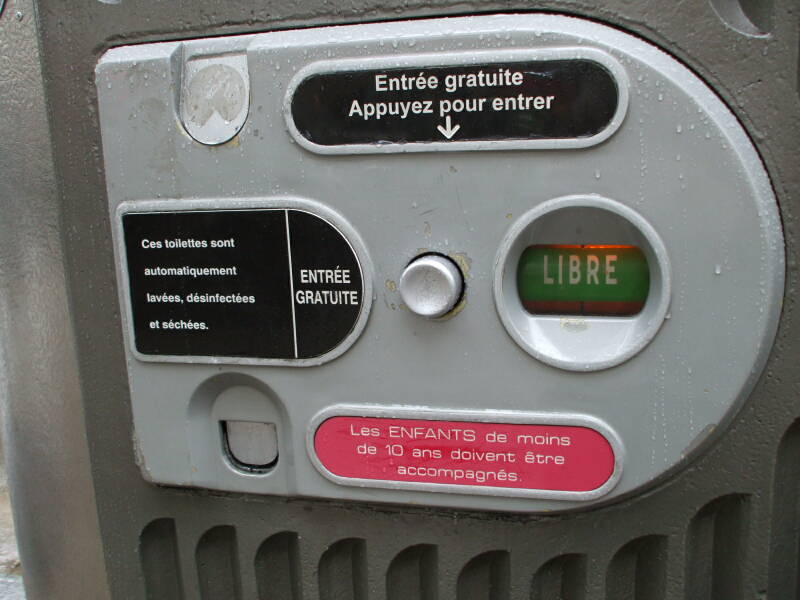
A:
<box><xmin>399</xmin><ymin>254</ymin><xmax>463</xmax><ymax>318</ymax></box>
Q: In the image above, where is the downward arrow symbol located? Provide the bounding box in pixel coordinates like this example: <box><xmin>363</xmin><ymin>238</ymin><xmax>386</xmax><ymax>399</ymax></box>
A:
<box><xmin>437</xmin><ymin>116</ymin><xmax>461</xmax><ymax>140</ymax></box>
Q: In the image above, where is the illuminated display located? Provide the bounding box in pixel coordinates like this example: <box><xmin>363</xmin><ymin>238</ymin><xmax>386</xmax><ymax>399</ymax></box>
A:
<box><xmin>517</xmin><ymin>245</ymin><xmax>649</xmax><ymax>316</ymax></box>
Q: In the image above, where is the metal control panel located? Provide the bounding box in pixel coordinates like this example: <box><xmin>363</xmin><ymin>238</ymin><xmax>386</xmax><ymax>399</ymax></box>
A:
<box><xmin>96</xmin><ymin>14</ymin><xmax>783</xmax><ymax>512</ymax></box>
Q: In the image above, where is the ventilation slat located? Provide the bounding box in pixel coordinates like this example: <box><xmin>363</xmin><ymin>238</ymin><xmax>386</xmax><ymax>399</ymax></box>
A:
<box><xmin>387</xmin><ymin>544</ymin><xmax>438</xmax><ymax>600</ymax></box>
<box><xmin>318</xmin><ymin>538</ymin><xmax>368</xmax><ymax>600</ymax></box>
<box><xmin>685</xmin><ymin>494</ymin><xmax>750</xmax><ymax>600</ymax></box>
<box><xmin>768</xmin><ymin>420</ymin><xmax>800</xmax><ymax>596</ymax></box>
<box><xmin>531</xmin><ymin>554</ymin><xmax>586</xmax><ymax>600</ymax></box>
<box><xmin>606</xmin><ymin>535</ymin><xmax>667</xmax><ymax>600</ymax></box>
<box><xmin>196</xmin><ymin>525</ymin><xmax>242</xmax><ymax>600</ymax></box>
<box><xmin>255</xmin><ymin>531</ymin><xmax>302</xmax><ymax>600</ymax></box>
<box><xmin>140</xmin><ymin>518</ymin><xmax>184</xmax><ymax>600</ymax></box>
<box><xmin>457</xmin><ymin>551</ymin><xmax>509</xmax><ymax>600</ymax></box>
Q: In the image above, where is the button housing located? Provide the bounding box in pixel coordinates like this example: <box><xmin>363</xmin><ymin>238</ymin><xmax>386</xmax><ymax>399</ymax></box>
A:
<box><xmin>399</xmin><ymin>254</ymin><xmax>464</xmax><ymax>319</ymax></box>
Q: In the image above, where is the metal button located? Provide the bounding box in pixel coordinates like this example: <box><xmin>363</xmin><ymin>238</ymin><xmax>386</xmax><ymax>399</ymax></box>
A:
<box><xmin>399</xmin><ymin>254</ymin><xmax>463</xmax><ymax>318</ymax></box>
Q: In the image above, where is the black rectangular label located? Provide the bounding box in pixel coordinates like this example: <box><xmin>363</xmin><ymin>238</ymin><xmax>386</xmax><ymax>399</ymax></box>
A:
<box><xmin>122</xmin><ymin>209</ymin><xmax>363</xmax><ymax>360</ymax></box>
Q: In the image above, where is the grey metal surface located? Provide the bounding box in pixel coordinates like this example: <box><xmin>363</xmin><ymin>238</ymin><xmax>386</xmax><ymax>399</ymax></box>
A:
<box><xmin>0</xmin><ymin>1</ymin><xmax>110</xmax><ymax>598</ymax></box>
<box><xmin>3</xmin><ymin>0</ymin><xmax>797</xmax><ymax>597</ymax></box>
<box><xmin>96</xmin><ymin>15</ymin><xmax>781</xmax><ymax>512</ymax></box>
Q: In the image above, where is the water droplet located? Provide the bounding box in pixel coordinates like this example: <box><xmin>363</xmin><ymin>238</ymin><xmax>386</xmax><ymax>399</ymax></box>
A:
<box><xmin>714</xmin><ymin>265</ymin><xmax>722</xmax><ymax>275</ymax></box>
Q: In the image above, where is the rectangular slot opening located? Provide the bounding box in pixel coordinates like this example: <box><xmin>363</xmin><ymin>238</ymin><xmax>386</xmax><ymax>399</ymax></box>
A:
<box><xmin>221</xmin><ymin>421</ymin><xmax>279</xmax><ymax>472</ymax></box>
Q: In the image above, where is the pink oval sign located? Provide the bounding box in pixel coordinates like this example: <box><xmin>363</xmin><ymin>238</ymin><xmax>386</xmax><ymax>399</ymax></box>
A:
<box><xmin>313</xmin><ymin>416</ymin><xmax>616</xmax><ymax>495</ymax></box>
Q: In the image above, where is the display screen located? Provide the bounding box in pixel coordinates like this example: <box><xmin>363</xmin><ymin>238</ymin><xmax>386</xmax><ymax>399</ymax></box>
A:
<box><xmin>517</xmin><ymin>245</ymin><xmax>649</xmax><ymax>316</ymax></box>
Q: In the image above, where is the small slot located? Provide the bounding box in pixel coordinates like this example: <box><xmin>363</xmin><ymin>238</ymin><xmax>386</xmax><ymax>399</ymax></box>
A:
<box><xmin>221</xmin><ymin>420</ymin><xmax>279</xmax><ymax>472</ymax></box>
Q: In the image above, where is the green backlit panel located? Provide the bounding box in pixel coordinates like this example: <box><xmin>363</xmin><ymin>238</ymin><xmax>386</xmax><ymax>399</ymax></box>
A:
<box><xmin>518</xmin><ymin>245</ymin><xmax>649</xmax><ymax>316</ymax></box>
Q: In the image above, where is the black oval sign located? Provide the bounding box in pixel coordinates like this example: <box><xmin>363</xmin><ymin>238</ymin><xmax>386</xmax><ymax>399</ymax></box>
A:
<box><xmin>290</xmin><ymin>59</ymin><xmax>620</xmax><ymax>148</ymax></box>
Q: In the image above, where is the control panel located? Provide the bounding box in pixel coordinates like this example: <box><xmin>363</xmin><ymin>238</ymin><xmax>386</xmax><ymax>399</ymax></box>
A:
<box><xmin>96</xmin><ymin>14</ymin><xmax>783</xmax><ymax>512</ymax></box>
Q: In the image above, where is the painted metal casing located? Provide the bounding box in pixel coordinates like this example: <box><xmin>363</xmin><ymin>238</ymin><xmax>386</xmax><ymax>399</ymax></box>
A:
<box><xmin>4</xmin><ymin>1</ymin><xmax>799</xmax><ymax>598</ymax></box>
<box><xmin>95</xmin><ymin>14</ymin><xmax>783</xmax><ymax>512</ymax></box>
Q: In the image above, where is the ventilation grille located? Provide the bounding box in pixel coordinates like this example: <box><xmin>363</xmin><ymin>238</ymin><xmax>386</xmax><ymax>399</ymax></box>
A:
<box><xmin>137</xmin><ymin>419</ymin><xmax>800</xmax><ymax>599</ymax></box>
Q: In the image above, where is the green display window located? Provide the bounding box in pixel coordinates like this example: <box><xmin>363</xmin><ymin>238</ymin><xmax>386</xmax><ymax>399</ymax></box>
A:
<box><xmin>517</xmin><ymin>245</ymin><xmax>649</xmax><ymax>316</ymax></box>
